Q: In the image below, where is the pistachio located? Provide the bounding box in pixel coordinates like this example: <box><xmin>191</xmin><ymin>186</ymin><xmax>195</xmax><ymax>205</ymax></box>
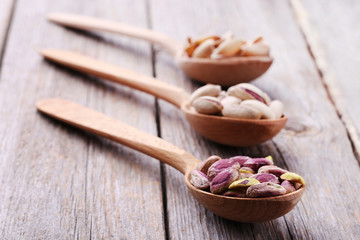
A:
<box><xmin>281</xmin><ymin>180</ymin><xmax>296</xmax><ymax>194</ymax></box>
<box><xmin>265</xmin><ymin>155</ymin><xmax>273</xmax><ymax>162</ymax></box>
<box><xmin>217</xmin><ymin>91</ymin><xmax>228</xmax><ymax>101</ymax></box>
<box><xmin>280</xmin><ymin>172</ymin><xmax>306</xmax><ymax>186</ymax></box>
<box><xmin>220</xmin><ymin>96</ymin><xmax>241</xmax><ymax>107</ymax></box>
<box><xmin>192</xmin><ymin>96</ymin><xmax>223</xmax><ymax>114</ymax></box>
<box><xmin>246</xmin><ymin>182</ymin><xmax>286</xmax><ymax>198</ymax></box>
<box><xmin>189</xmin><ymin>84</ymin><xmax>222</xmax><ymax>104</ymax></box>
<box><xmin>253</xmin><ymin>36</ymin><xmax>264</xmax><ymax>44</ymax></box>
<box><xmin>229</xmin><ymin>156</ymin><xmax>251</xmax><ymax>167</ymax></box>
<box><xmin>243</xmin><ymin>157</ymin><xmax>274</xmax><ymax>172</ymax></box>
<box><xmin>210</xmin><ymin>166</ymin><xmax>240</xmax><ymax>194</ymax></box>
<box><xmin>258</xmin><ymin>165</ymin><xmax>288</xmax><ymax>178</ymax></box>
<box><xmin>269</xmin><ymin>100</ymin><xmax>284</xmax><ymax>119</ymax></box>
<box><xmin>250</xmin><ymin>173</ymin><xmax>279</xmax><ymax>184</ymax></box>
<box><xmin>223</xmin><ymin>189</ymin><xmax>247</xmax><ymax>198</ymax></box>
<box><xmin>239</xmin><ymin>167</ymin><xmax>255</xmax><ymax>178</ymax></box>
<box><xmin>220</xmin><ymin>31</ymin><xmax>234</xmax><ymax>41</ymax></box>
<box><xmin>211</xmin><ymin>38</ymin><xmax>246</xmax><ymax>59</ymax></box>
<box><xmin>193</xmin><ymin>39</ymin><xmax>216</xmax><ymax>58</ymax></box>
<box><xmin>190</xmin><ymin>170</ymin><xmax>210</xmax><ymax>190</ymax></box>
<box><xmin>222</xmin><ymin>104</ymin><xmax>262</xmax><ymax>119</ymax></box>
<box><xmin>228</xmin><ymin>178</ymin><xmax>260</xmax><ymax>189</ymax></box>
<box><xmin>185</xmin><ymin>36</ymin><xmax>220</xmax><ymax>57</ymax></box>
<box><xmin>196</xmin><ymin>155</ymin><xmax>221</xmax><ymax>174</ymax></box>
<box><xmin>241</xmin><ymin>42</ymin><xmax>270</xmax><ymax>56</ymax></box>
<box><xmin>207</xmin><ymin>160</ymin><xmax>240</xmax><ymax>181</ymax></box>
<box><xmin>227</xmin><ymin>83</ymin><xmax>271</xmax><ymax>104</ymax></box>
<box><xmin>241</xmin><ymin>100</ymin><xmax>275</xmax><ymax>119</ymax></box>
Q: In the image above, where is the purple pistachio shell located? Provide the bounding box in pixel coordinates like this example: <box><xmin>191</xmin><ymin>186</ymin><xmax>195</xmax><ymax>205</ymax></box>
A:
<box><xmin>243</xmin><ymin>158</ymin><xmax>273</xmax><ymax>172</ymax></box>
<box><xmin>281</xmin><ymin>180</ymin><xmax>296</xmax><ymax>193</ymax></box>
<box><xmin>258</xmin><ymin>165</ymin><xmax>288</xmax><ymax>178</ymax></box>
<box><xmin>229</xmin><ymin>156</ymin><xmax>251</xmax><ymax>168</ymax></box>
<box><xmin>207</xmin><ymin>159</ymin><xmax>240</xmax><ymax>180</ymax></box>
<box><xmin>246</xmin><ymin>182</ymin><xmax>286</xmax><ymax>198</ymax></box>
<box><xmin>189</xmin><ymin>170</ymin><xmax>210</xmax><ymax>190</ymax></box>
<box><xmin>250</xmin><ymin>173</ymin><xmax>279</xmax><ymax>184</ymax></box>
<box><xmin>210</xmin><ymin>167</ymin><xmax>239</xmax><ymax>194</ymax></box>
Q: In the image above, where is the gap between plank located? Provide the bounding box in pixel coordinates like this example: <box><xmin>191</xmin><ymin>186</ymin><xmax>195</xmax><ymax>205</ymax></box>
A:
<box><xmin>288</xmin><ymin>0</ymin><xmax>360</xmax><ymax>164</ymax></box>
<box><xmin>0</xmin><ymin>0</ymin><xmax>17</xmax><ymax>77</ymax></box>
<box><xmin>146</xmin><ymin>0</ymin><xmax>170</xmax><ymax>239</ymax></box>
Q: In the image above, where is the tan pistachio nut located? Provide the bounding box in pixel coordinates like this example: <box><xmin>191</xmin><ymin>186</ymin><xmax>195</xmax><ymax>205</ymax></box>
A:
<box><xmin>190</xmin><ymin>170</ymin><xmax>210</xmax><ymax>190</ymax></box>
<box><xmin>240</xmin><ymin>38</ymin><xmax>270</xmax><ymax>57</ymax></box>
<box><xmin>241</xmin><ymin>100</ymin><xmax>275</xmax><ymax>119</ymax></box>
<box><xmin>220</xmin><ymin>31</ymin><xmax>234</xmax><ymax>41</ymax></box>
<box><xmin>189</xmin><ymin>84</ymin><xmax>222</xmax><ymax>104</ymax></box>
<box><xmin>185</xmin><ymin>35</ymin><xmax>220</xmax><ymax>57</ymax></box>
<box><xmin>227</xmin><ymin>83</ymin><xmax>271</xmax><ymax>104</ymax></box>
<box><xmin>246</xmin><ymin>182</ymin><xmax>286</xmax><ymax>198</ymax></box>
<box><xmin>269</xmin><ymin>100</ymin><xmax>284</xmax><ymax>119</ymax></box>
<box><xmin>222</xmin><ymin>104</ymin><xmax>262</xmax><ymax>119</ymax></box>
<box><xmin>192</xmin><ymin>96</ymin><xmax>223</xmax><ymax>115</ymax></box>
<box><xmin>220</xmin><ymin>96</ymin><xmax>241</xmax><ymax>106</ymax></box>
<box><xmin>280</xmin><ymin>172</ymin><xmax>306</xmax><ymax>186</ymax></box>
<box><xmin>192</xmin><ymin>39</ymin><xmax>216</xmax><ymax>58</ymax></box>
<box><xmin>210</xmin><ymin>163</ymin><xmax>240</xmax><ymax>194</ymax></box>
<box><xmin>196</xmin><ymin>155</ymin><xmax>221</xmax><ymax>174</ymax></box>
<box><xmin>210</xmin><ymin>38</ymin><xmax>246</xmax><ymax>59</ymax></box>
<box><xmin>217</xmin><ymin>91</ymin><xmax>228</xmax><ymax>101</ymax></box>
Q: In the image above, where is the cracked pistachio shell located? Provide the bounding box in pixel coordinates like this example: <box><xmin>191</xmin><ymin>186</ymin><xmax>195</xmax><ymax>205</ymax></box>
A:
<box><xmin>240</xmin><ymin>42</ymin><xmax>270</xmax><ymax>56</ymax></box>
<box><xmin>192</xmin><ymin>96</ymin><xmax>223</xmax><ymax>115</ymax></box>
<box><xmin>185</xmin><ymin>36</ymin><xmax>220</xmax><ymax>57</ymax></box>
<box><xmin>207</xmin><ymin>160</ymin><xmax>240</xmax><ymax>181</ymax></box>
<box><xmin>189</xmin><ymin>84</ymin><xmax>222</xmax><ymax>104</ymax></box>
<box><xmin>241</xmin><ymin>100</ymin><xmax>275</xmax><ymax>119</ymax></box>
<box><xmin>196</xmin><ymin>155</ymin><xmax>221</xmax><ymax>174</ymax></box>
<box><xmin>243</xmin><ymin>157</ymin><xmax>274</xmax><ymax>172</ymax></box>
<box><xmin>222</xmin><ymin>104</ymin><xmax>262</xmax><ymax>119</ymax></box>
<box><xmin>270</xmin><ymin>100</ymin><xmax>284</xmax><ymax>119</ymax></box>
<box><xmin>227</xmin><ymin>83</ymin><xmax>271</xmax><ymax>104</ymax></box>
<box><xmin>246</xmin><ymin>182</ymin><xmax>286</xmax><ymax>198</ymax></box>
<box><xmin>250</xmin><ymin>173</ymin><xmax>279</xmax><ymax>184</ymax></box>
<box><xmin>211</xmin><ymin>38</ymin><xmax>246</xmax><ymax>59</ymax></box>
<box><xmin>228</xmin><ymin>178</ymin><xmax>260</xmax><ymax>189</ymax></box>
<box><xmin>258</xmin><ymin>165</ymin><xmax>288</xmax><ymax>178</ymax></box>
<box><xmin>281</xmin><ymin>180</ymin><xmax>296</xmax><ymax>194</ymax></box>
<box><xmin>210</xmin><ymin>166</ymin><xmax>240</xmax><ymax>194</ymax></box>
<box><xmin>190</xmin><ymin>170</ymin><xmax>210</xmax><ymax>190</ymax></box>
<box><xmin>280</xmin><ymin>172</ymin><xmax>306</xmax><ymax>186</ymax></box>
<box><xmin>193</xmin><ymin>38</ymin><xmax>216</xmax><ymax>58</ymax></box>
<box><xmin>220</xmin><ymin>96</ymin><xmax>241</xmax><ymax>107</ymax></box>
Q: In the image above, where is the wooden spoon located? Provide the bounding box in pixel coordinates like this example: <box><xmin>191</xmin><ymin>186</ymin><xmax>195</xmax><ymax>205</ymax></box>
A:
<box><xmin>36</xmin><ymin>98</ymin><xmax>304</xmax><ymax>222</ymax></box>
<box><xmin>40</xmin><ymin>49</ymin><xmax>287</xmax><ymax>147</ymax></box>
<box><xmin>47</xmin><ymin>13</ymin><xmax>273</xmax><ymax>86</ymax></box>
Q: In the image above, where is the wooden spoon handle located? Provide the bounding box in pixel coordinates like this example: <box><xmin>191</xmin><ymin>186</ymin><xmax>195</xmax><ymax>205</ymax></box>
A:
<box><xmin>40</xmin><ymin>49</ymin><xmax>189</xmax><ymax>108</ymax></box>
<box><xmin>48</xmin><ymin>13</ymin><xmax>182</xmax><ymax>57</ymax></box>
<box><xmin>36</xmin><ymin>98</ymin><xmax>200</xmax><ymax>174</ymax></box>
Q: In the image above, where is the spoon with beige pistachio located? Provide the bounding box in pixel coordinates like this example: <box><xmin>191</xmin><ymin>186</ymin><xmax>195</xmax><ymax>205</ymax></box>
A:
<box><xmin>47</xmin><ymin>13</ymin><xmax>273</xmax><ymax>86</ymax></box>
<box><xmin>40</xmin><ymin>49</ymin><xmax>287</xmax><ymax>146</ymax></box>
<box><xmin>36</xmin><ymin>98</ymin><xmax>304</xmax><ymax>222</ymax></box>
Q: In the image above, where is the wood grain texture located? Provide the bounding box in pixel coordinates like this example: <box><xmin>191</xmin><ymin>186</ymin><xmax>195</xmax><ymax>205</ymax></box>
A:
<box><xmin>290</xmin><ymin>0</ymin><xmax>360</xmax><ymax>160</ymax></box>
<box><xmin>0</xmin><ymin>0</ymin><xmax>14</xmax><ymax>57</ymax></box>
<box><xmin>0</xmin><ymin>0</ymin><xmax>165</xmax><ymax>239</ymax></box>
<box><xmin>150</xmin><ymin>0</ymin><xmax>360</xmax><ymax>239</ymax></box>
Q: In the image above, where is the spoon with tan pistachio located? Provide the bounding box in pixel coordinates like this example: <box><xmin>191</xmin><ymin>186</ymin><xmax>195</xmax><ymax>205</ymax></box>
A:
<box><xmin>40</xmin><ymin>49</ymin><xmax>287</xmax><ymax>146</ymax></box>
<box><xmin>36</xmin><ymin>98</ymin><xmax>304</xmax><ymax>222</ymax></box>
<box><xmin>47</xmin><ymin>13</ymin><xmax>273</xmax><ymax>86</ymax></box>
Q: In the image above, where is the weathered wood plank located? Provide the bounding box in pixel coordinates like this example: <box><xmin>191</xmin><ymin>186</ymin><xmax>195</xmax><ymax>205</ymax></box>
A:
<box><xmin>150</xmin><ymin>0</ymin><xmax>360</xmax><ymax>239</ymax></box>
<box><xmin>0</xmin><ymin>0</ymin><xmax>165</xmax><ymax>239</ymax></box>
<box><xmin>290</xmin><ymin>0</ymin><xmax>360</xmax><ymax>160</ymax></box>
<box><xmin>0</xmin><ymin>0</ymin><xmax>14</xmax><ymax>58</ymax></box>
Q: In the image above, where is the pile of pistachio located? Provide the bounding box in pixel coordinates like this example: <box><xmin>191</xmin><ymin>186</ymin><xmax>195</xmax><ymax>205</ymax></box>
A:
<box><xmin>184</xmin><ymin>32</ymin><xmax>270</xmax><ymax>59</ymax></box>
<box><xmin>190</xmin><ymin>155</ymin><xmax>305</xmax><ymax>198</ymax></box>
<box><xmin>189</xmin><ymin>83</ymin><xmax>284</xmax><ymax>119</ymax></box>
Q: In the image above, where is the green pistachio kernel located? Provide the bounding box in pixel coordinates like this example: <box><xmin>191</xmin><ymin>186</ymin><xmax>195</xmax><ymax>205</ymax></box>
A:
<box><xmin>228</xmin><ymin>178</ymin><xmax>260</xmax><ymax>189</ymax></box>
<box><xmin>280</xmin><ymin>172</ymin><xmax>306</xmax><ymax>186</ymax></box>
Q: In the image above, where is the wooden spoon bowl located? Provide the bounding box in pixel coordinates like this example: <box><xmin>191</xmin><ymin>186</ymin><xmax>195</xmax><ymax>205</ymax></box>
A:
<box><xmin>40</xmin><ymin>49</ymin><xmax>286</xmax><ymax>146</ymax></box>
<box><xmin>36</xmin><ymin>98</ymin><xmax>304</xmax><ymax>222</ymax></box>
<box><xmin>48</xmin><ymin>13</ymin><xmax>273</xmax><ymax>86</ymax></box>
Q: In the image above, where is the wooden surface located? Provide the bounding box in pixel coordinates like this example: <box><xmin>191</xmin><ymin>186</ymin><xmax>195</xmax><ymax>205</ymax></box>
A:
<box><xmin>0</xmin><ymin>0</ymin><xmax>359</xmax><ymax>239</ymax></box>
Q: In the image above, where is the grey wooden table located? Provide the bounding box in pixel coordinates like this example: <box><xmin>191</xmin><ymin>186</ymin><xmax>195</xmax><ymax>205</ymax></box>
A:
<box><xmin>0</xmin><ymin>0</ymin><xmax>359</xmax><ymax>239</ymax></box>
